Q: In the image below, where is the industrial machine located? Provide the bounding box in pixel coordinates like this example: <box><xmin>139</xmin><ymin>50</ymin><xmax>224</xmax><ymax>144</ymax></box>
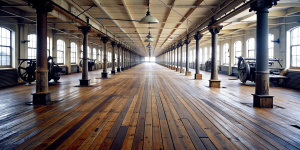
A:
<box><xmin>204</xmin><ymin>59</ymin><xmax>211</xmax><ymax>71</ymax></box>
<box><xmin>18</xmin><ymin>56</ymin><xmax>62</xmax><ymax>84</ymax></box>
<box><xmin>79</xmin><ymin>59</ymin><xmax>96</xmax><ymax>71</ymax></box>
<box><xmin>237</xmin><ymin>56</ymin><xmax>284</xmax><ymax>83</ymax></box>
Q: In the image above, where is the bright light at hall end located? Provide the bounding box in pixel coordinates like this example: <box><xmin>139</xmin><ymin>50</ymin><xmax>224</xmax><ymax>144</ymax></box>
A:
<box><xmin>145</xmin><ymin>57</ymin><xmax>156</xmax><ymax>62</ymax></box>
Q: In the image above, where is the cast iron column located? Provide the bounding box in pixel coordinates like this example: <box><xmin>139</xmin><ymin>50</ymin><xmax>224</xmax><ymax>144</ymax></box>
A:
<box><xmin>78</xmin><ymin>25</ymin><xmax>91</xmax><ymax>86</ymax></box>
<box><xmin>185</xmin><ymin>35</ymin><xmax>191</xmax><ymax>76</ymax></box>
<box><xmin>194</xmin><ymin>31</ymin><xmax>203</xmax><ymax>79</ymax></box>
<box><xmin>111</xmin><ymin>41</ymin><xmax>116</xmax><ymax>74</ymax></box>
<box><xmin>29</xmin><ymin>0</ymin><xmax>53</xmax><ymax>104</ymax></box>
<box><xmin>170</xmin><ymin>48</ymin><xmax>173</xmax><ymax>69</ymax></box>
<box><xmin>209</xmin><ymin>25</ymin><xmax>222</xmax><ymax>87</ymax></box>
<box><xmin>179</xmin><ymin>40</ymin><xmax>184</xmax><ymax>73</ymax></box>
<box><xmin>173</xmin><ymin>45</ymin><xmax>176</xmax><ymax>70</ymax></box>
<box><xmin>121</xmin><ymin>47</ymin><xmax>124</xmax><ymax>71</ymax></box>
<box><xmin>117</xmin><ymin>43</ymin><xmax>121</xmax><ymax>72</ymax></box>
<box><xmin>176</xmin><ymin>43</ymin><xmax>180</xmax><ymax>71</ymax></box>
<box><xmin>101</xmin><ymin>36</ymin><xmax>109</xmax><ymax>78</ymax></box>
<box><xmin>130</xmin><ymin>51</ymin><xmax>132</xmax><ymax>68</ymax></box>
<box><xmin>250</xmin><ymin>0</ymin><xmax>278</xmax><ymax>108</ymax></box>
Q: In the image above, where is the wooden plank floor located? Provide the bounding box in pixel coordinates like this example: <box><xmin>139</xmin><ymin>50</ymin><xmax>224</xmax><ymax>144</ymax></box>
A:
<box><xmin>0</xmin><ymin>63</ymin><xmax>300</xmax><ymax>150</ymax></box>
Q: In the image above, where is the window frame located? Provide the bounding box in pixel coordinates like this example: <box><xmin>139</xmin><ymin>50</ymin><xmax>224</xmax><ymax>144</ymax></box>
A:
<box><xmin>234</xmin><ymin>41</ymin><xmax>242</xmax><ymax>65</ymax></box>
<box><xmin>0</xmin><ymin>27</ymin><xmax>12</xmax><ymax>68</ymax></box>
<box><xmin>247</xmin><ymin>38</ymin><xmax>255</xmax><ymax>58</ymax></box>
<box><xmin>56</xmin><ymin>39</ymin><xmax>65</xmax><ymax>64</ymax></box>
<box><xmin>223</xmin><ymin>43</ymin><xmax>229</xmax><ymax>65</ymax></box>
<box><xmin>290</xmin><ymin>27</ymin><xmax>300</xmax><ymax>68</ymax></box>
<box><xmin>70</xmin><ymin>42</ymin><xmax>77</xmax><ymax>64</ymax></box>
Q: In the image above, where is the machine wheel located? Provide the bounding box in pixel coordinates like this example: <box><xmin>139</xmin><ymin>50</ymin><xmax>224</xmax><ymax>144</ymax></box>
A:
<box><xmin>18</xmin><ymin>60</ymin><xmax>36</xmax><ymax>83</ymax></box>
<box><xmin>237</xmin><ymin>58</ymin><xmax>250</xmax><ymax>83</ymax></box>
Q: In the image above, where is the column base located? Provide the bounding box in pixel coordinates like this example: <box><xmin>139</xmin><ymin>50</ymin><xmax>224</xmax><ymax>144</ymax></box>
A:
<box><xmin>252</xmin><ymin>94</ymin><xmax>273</xmax><ymax>108</ymax></box>
<box><xmin>195</xmin><ymin>74</ymin><xmax>202</xmax><ymax>79</ymax></box>
<box><xmin>209</xmin><ymin>80</ymin><xmax>221</xmax><ymax>88</ymax></box>
<box><xmin>80</xmin><ymin>79</ymin><xmax>90</xmax><ymax>86</ymax></box>
<box><xmin>117</xmin><ymin>68</ymin><xmax>121</xmax><ymax>72</ymax></box>
<box><xmin>102</xmin><ymin>72</ymin><xmax>108</xmax><ymax>78</ymax></box>
<box><xmin>111</xmin><ymin>70</ymin><xmax>116</xmax><ymax>74</ymax></box>
<box><xmin>32</xmin><ymin>92</ymin><xmax>51</xmax><ymax>105</ymax></box>
<box><xmin>121</xmin><ymin>68</ymin><xmax>124</xmax><ymax>71</ymax></box>
<box><xmin>185</xmin><ymin>71</ymin><xmax>192</xmax><ymax>76</ymax></box>
<box><xmin>180</xmin><ymin>69</ymin><xmax>185</xmax><ymax>73</ymax></box>
<box><xmin>176</xmin><ymin>68</ymin><xmax>180</xmax><ymax>72</ymax></box>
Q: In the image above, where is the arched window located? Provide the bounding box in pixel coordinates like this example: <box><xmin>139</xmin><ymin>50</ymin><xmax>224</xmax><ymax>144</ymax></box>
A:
<box><xmin>57</xmin><ymin>39</ymin><xmax>65</xmax><ymax>64</ymax></box>
<box><xmin>108</xmin><ymin>52</ymin><xmax>111</xmax><ymax>62</ymax></box>
<box><xmin>0</xmin><ymin>27</ymin><xmax>12</xmax><ymax>67</ymax></box>
<box><xmin>70</xmin><ymin>42</ymin><xmax>77</xmax><ymax>64</ymax></box>
<box><xmin>269</xmin><ymin>34</ymin><xmax>274</xmax><ymax>58</ymax></box>
<box><xmin>247</xmin><ymin>38</ymin><xmax>255</xmax><ymax>58</ymax></box>
<box><xmin>234</xmin><ymin>41</ymin><xmax>242</xmax><ymax>64</ymax></box>
<box><xmin>204</xmin><ymin>47</ymin><xmax>207</xmax><ymax>62</ymax></box>
<box><xmin>93</xmin><ymin>48</ymin><xmax>97</xmax><ymax>60</ymax></box>
<box><xmin>290</xmin><ymin>27</ymin><xmax>300</xmax><ymax>67</ymax></box>
<box><xmin>223</xmin><ymin>43</ymin><xmax>229</xmax><ymax>65</ymax></box>
<box><xmin>28</xmin><ymin>34</ymin><xmax>37</xmax><ymax>59</ymax></box>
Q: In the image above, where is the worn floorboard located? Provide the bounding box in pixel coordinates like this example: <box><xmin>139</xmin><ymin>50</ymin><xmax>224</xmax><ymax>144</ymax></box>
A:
<box><xmin>0</xmin><ymin>63</ymin><xmax>299</xmax><ymax>150</ymax></box>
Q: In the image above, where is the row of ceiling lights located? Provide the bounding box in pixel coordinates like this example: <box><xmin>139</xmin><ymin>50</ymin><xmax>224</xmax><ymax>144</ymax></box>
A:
<box><xmin>139</xmin><ymin>0</ymin><xmax>159</xmax><ymax>56</ymax></box>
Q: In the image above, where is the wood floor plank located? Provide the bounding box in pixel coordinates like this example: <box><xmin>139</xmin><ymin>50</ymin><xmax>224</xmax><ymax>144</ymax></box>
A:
<box><xmin>0</xmin><ymin>63</ymin><xmax>299</xmax><ymax>150</ymax></box>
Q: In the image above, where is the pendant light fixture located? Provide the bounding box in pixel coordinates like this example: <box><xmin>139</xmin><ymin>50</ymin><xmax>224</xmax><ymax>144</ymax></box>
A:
<box><xmin>140</xmin><ymin>0</ymin><xmax>159</xmax><ymax>24</ymax></box>
<box><xmin>144</xmin><ymin>23</ymin><xmax>155</xmax><ymax>42</ymax></box>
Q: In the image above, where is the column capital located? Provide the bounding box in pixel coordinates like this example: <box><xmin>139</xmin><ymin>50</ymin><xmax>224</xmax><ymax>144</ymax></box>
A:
<box><xmin>28</xmin><ymin>0</ymin><xmax>53</xmax><ymax>14</ymax></box>
<box><xmin>250</xmin><ymin>0</ymin><xmax>279</xmax><ymax>12</ymax></box>
<box><xmin>117</xmin><ymin>43</ymin><xmax>122</xmax><ymax>48</ymax></box>
<box><xmin>209</xmin><ymin>25</ymin><xmax>223</xmax><ymax>34</ymax></box>
<box><xmin>194</xmin><ymin>31</ymin><xmax>203</xmax><ymax>41</ymax></box>
<box><xmin>101</xmin><ymin>36</ymin><xmax>109</xmax><ymax>44</ymax></box>
<box><xmin>184</xmin><ymin>39</ymin><xmax>191</xmax><ymax>45</ymax></box>
<box><xmin>111</xmin><ymin>41</ymin><xmax>116</xmax><ymax>47</ymax></box>
<box><xmin>78</xmin><ymin>26</ymin><xmax>91</xmax><ymax>34</ymax></box>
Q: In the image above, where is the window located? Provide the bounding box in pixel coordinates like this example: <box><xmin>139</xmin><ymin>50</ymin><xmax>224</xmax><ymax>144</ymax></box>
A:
<box><xmin>98</xmin><ymin>49</ymin><xmax>101</xmax><ymax>61</ymax></box>
<box><xmin>80</xmin><ymin>45</ymin><xmax>83</xmax><ymax>58</ymax></box>
<box><xmin>189</xmin><ymin>50</ymin><xmax>193</xmax><ymax>63</ymax></box>
<box><xmin>93</xmin><ymin>48</ymin><xmax>96</xmax><ymax>60</ymax></box>
<box><xmin>247</xmin><ymin>38</ymin><xmax>255</xmax><ymax>58</ymax></box>
<box><xmin>28</xmin><ymin>34</ymin><xmax>37</xmax><ymax>59</ymax></box>
<box><xmin>0</xmin><ymin>27</ymin><xmax>11</xmax><ymax>67</ymax></box>
<box><xmin>290</xmin><ymin>27</ymin><xmax>300</xmax><ymax>67</ymax></box>
<box><xmin>199</xmin><ymin>48</ymin><xmax>202</xmax><ymax>63</ymax></box>
<box><xmin>223</xmin><ymin>43</ymin><xmax>229</xmax><ymax>65</ymax></box>
<box><xmin>209</xmin><ymin>47</ymin><xmax>212</xmax><ymax>59</ymax></box>
<box><xmin>87</xmin><ymin>46</ymin><xmax>91</xmax><ymax>59</ymax></box>
<box><xmin>47</xmin><ymin>37</ymin><xmax>50</xmax><ymax>57</ymax></box>
<box><xmin>204</xmin><ymin>47</ymin><xmax>207</xmax><ymax>62</ymax></box>
<box><xmin>57</xmin><ymin>39</ymin><xmax>65</xmax><ymax>64</ymax></box>
<box><xmin>70</xmin><ymin>42</ymin><xmax>77</xmax><ymax>64</ymax></box>
<box><xmin>217</xmin><ymin>45</ymin><xmax>220</xmax><ymax>64</ymax></box>
<box><xmin>234</xmin><ymin>41</ymin><xmax>242</xmax><ymax>64</ymax></box>
<box><xmin>269</xmin><ymin>34</ymin><xmax>274</xmax><ymax>58</ymax></box>
<box><xmin>108</xmin><ymin>52</ymin><xmax>111</xmax><ymax>62</ymax></box>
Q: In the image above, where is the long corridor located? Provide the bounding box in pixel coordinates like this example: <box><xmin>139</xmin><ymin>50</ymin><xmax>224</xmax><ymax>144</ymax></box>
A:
<box><xmin>0</xmin><ymin>63</ymin><xmax>299</xmax><ymax>149</ymax></box>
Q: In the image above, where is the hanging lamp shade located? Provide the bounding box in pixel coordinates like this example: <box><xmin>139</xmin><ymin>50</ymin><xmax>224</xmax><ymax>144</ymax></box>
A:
<box><xmin>146</xmin><ymin>43</ymin><xmax>151</xmax><ymax>48</ymax></box>
<box><xmin>146</xmin><ymin>31</ymin><xmax>155</xmax><ymax>38</ymax></box>
<box><xmin>140</xmin><ymin>8</ymin><xmax>159</xmax><ymax>24</ymax></box>
<box><xmin>144</xmin><ymin>38</ymin><xmax>154</xmax><ymax>42</ymax></box>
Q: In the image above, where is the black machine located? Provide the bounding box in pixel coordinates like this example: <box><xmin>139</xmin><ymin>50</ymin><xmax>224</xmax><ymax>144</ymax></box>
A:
<box><xmin>79</xmin><ymin>59</ymin><xmax>96</xmax><ymax>71</ymax></box>
<box><xmin>237</xmin><ymin>56</ymin><xmax>284</xmax><ymax>83</ymax></box>
<box><xmin>204</xmin><ymin>58</ymin><xmax>211</xmax><ymax>72</ymax></box>
<box><xmin>18</xmin><ymin>56</ymin><xmax>62</xmax><ymax>84</ymax></box>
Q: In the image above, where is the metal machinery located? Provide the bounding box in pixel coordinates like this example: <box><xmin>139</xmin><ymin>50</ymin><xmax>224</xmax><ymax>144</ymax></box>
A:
<box><xmin>237</xmin><ymin>56</ymin><xmax>284</xmax><ymax>83</ymax></box>
<box><xmin>79</xmin><ymin>59</ymin><xmax>96</xmax><ymax>71</ymax></box>
<box><xmin>18</xmin><ymin>56</ymin><xmax>62</xmax><ymax>84</ymax></box>
<box><xmin>204</xmin><ymin>58</ymin><xmax>211</xmax><ymax>72</ymax></box>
